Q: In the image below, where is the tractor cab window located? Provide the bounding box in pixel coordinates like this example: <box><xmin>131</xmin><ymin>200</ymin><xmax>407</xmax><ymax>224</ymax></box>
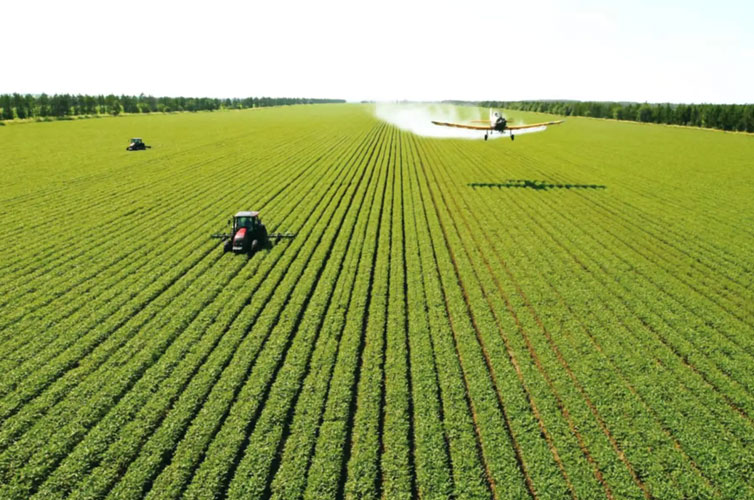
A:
<box><xmin>235</xmin><ymin>216</ymin><xmax>256</xmax><ymax>229</ymax></box>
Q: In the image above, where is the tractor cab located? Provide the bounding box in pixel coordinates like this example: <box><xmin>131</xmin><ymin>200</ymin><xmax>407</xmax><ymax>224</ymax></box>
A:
<box><xmin>131</xmin><ymin>138</ymin><xmax>143</xmax><ymax>145</ymax></box>
<box><xmin>232</xmin><ymin>211</ymin><xmax>260</xmax><ymax>232</ymax></box>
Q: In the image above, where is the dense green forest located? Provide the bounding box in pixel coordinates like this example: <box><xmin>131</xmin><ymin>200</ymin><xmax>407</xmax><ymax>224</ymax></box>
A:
<box><xmin>0</xmin><ymin>94</ymin><xmax>345</xmax><ymax>121</ymax></box>
<box><xmin>447</xmin><ymin>100</ymin><xmax>754</xmax><ymax>133</ymax></box>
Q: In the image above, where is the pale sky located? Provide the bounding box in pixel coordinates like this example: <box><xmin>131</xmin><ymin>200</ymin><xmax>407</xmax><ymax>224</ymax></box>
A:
<box><xmin>3</xmin><ymin>0</ymin><xmax>752</xmax><ymax>103</ymax></box>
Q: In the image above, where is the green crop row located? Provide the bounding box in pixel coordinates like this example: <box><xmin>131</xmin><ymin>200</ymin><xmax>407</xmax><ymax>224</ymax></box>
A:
<box><xmin>439</xmin><ymin>135</ymin><xmax>754</xmax><ymax>498</ymax></box>
<box><xmin>177</xmin><ymin>124</ymin><xmax>389</xmax><ymax>500</ymax></box>
<box><xmin>267</xmin><ymin>127</ymin><xmax>390</xmax><ymax>500</ymax></box>
<box><xmin>0</xmin><ymin>136</ymin><xmax>332</xmax><ymax>429</ymax></box>
<box><xmin>28</xmin><ymin>131</ymin><xmax>360</xmax><ymax>500</ymax></box>
<box><xmin>1</xmin><ymin>103</ymin><xmax>753</xmax><ymax>498</ymax></box>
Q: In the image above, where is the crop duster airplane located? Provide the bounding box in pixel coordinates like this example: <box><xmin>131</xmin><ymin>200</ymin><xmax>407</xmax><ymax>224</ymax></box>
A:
<box><xmin>431</xmin><ymin>109</ymin><xmax>564</xmax><ymax>141</ymax></box>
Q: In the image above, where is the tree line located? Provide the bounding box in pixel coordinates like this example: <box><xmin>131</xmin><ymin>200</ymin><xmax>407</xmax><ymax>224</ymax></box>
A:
<box><xmin>0</xmin><ymin>94</ymin><xmax>345</xmax><ymax>120</ymax></box>
<box><xmin>445</xmin><ymin>100</ymin><xmax>754</xmax><ymax>133</ymax></box>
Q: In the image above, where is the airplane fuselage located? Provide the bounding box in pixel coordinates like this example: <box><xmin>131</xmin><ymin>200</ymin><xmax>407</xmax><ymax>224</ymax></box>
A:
<box><xmin>485</xmin><ymin>111</ymin><xmax>512</xmax><ymax>141</ymax></box>
<box><xmin>490</xmin><ymin>111</ymin><xmax>507</xmax><ymax>133</ymax></box>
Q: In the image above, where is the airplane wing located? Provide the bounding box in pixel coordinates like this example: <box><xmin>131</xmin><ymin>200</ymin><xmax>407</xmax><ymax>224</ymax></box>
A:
<box><xmin>431</xmin><ymin>121</ymin><xmax>492</xmax><ymax>131</ymax></box>
<box><xmin>507</xmin><ymin>120</ymin><xmax>564</xmax><ymax>130</ymax></box>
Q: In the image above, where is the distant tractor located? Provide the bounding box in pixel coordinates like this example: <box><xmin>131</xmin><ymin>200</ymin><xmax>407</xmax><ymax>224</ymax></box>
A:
<box><xmin>126</xmin><ymin>138</ymin><xmax>151</xmax><ymax>151</ymax></box>
<box><xmin>211</xmin><ymin>211</ymin><xmax>295</xmax><ymax>255</ymax></box>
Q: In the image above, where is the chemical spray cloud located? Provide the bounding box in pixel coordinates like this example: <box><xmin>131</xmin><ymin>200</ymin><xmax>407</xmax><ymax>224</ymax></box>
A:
<box><xmin>373</xmin><ymin>102</ymin><xmax>547</xmax><ymax>140</ymax></box>
<box><xmin>374</xmin><ymin>102</ymin><xmax>488</xmax><ymax>139</ymax></box>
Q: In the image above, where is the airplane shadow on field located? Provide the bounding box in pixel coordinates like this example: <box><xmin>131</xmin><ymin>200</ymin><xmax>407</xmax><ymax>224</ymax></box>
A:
<box><xmin>468</xmin><ymin>179</ymin><xmax>607</xmax><ymax>191</ymax></box>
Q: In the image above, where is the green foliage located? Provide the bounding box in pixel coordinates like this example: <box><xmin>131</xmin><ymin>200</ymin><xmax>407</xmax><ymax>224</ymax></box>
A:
<box><xmin>455</xmin><ymin>99</ymin><xmax>754</xmax><ymax>133</ymax></box>
<box><xmin>0</xmin><ymin>94</ymin><xmax>14</xmax><ymax>120</ymax></box>
<box><xmin>0</xmin><ymin>104</ymin><xmax>753</xmax><ymax>499</ymax></box>
<box><xmin>0</xmin><ymin>93</ymin><xmax>346</xmax><ymax>121</ymax></box>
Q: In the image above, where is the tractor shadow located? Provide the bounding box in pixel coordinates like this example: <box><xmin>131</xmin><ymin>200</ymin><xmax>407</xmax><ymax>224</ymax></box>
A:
<box><xmin>245</xmin><ymin>241</ymin><xmax>276</xmax><ymax>258</ymax></box>
<box><xmin>245</xmin><ymin>238</ymin><xmax>290</xmax><ymax>258</ymax></box>
<box><xmin>468</xmin><ymin>179</ymin><xmax>607</xmax><ymax>191</ymax></box>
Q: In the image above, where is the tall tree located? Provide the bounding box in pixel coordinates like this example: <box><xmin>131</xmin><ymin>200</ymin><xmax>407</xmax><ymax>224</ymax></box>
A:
<box><xmin>1</xmin><ymin>94</ymin><xmax>13</xmax><ymax>119</ymax></box>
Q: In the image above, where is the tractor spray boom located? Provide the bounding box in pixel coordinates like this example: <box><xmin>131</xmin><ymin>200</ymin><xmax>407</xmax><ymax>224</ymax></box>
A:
<box><xmin>210</xmin><ymin>232</ymin><xmax>295</xmax><ymax>240</ymax></box>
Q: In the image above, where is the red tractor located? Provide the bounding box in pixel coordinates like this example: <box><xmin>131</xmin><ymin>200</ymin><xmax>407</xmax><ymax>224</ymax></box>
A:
<box><xmin>211</xmin><ymin>211</ymin><xmax>295</xmax><ymax>254</ymax></box>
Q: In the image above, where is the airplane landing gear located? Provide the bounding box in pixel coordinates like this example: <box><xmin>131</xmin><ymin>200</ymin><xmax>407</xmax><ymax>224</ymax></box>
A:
<box><xmin>510</xmin><ymin>134</ymin><xmax>515</xmax><ymax>141</ymax></box>
<box><xmin>484</xmin><ymin>133</ymin><xmax>488</xmax><ymax>141</ymax></box>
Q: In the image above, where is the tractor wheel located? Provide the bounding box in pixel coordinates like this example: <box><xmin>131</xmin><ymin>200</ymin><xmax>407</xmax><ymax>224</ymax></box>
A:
<box><xmin>223</xmin><ymin>239</ymin><xmax>232</xmax><ymax>253</ymax></box>
<box><xmin>251</xmin><ymin>239</ymin><xmax>259</xmax><ymax>254</ymax></box>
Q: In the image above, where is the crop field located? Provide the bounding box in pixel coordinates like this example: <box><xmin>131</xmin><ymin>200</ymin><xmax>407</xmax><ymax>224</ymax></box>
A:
<box><xmin>1</xmin><ymin>103</ymin><xmax>753</xmax><ymax>499</ymax></box>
